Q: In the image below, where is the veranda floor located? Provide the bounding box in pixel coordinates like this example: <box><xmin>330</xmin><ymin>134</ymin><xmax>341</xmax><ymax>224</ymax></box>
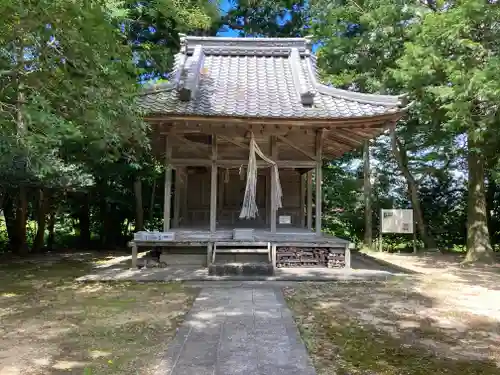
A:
<box><xmin>166</xmin><ymin>226</ymin><xmax>349</xmax><ymax>244</ymax></box>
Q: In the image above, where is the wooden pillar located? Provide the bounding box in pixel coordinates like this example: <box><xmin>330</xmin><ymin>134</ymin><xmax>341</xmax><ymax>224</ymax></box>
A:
<box><xmin>207</xmin><ymin>243</ymin><xmax>213</xmax><ymax>266</ymax></box>
<box><xmin>182</xmin><ymin>168</ymin><xmax>188</xmax><ymax>225</ymax></box>
<box><xmin>131</xmin><ymin>242</ymin><xmax>138</xmax><ymax>268</ymax></box>
<box><xmin>265</xmin><ymin>171</ymin><xmax>270</xmax><ymax>225</ymax></box>
<box><xmin>300</xmin><ymin>172</ymin><xmax>306</xmax><ymax>228</ymax></box>
<box><xmin>345</xmin><ymin>244</ymin><xmax>352</xmax><ymax>269</ymax></box>
<box><xmin>210</xmin><ymin>135</ymin><xmax>218</xmax><ymax>234</ymax></box>
<box><xmin>271</xmin><ymin>244</ymin><xmax>277</xmax><ymax>269</ymax></box>
<box><xmin>315</xmin><ymin>129</ymin><xmax>324</xmax><ymax>235</ymax></box>
<box><xmin>173</xmin><ymin>169</ymin><xmax>181</xmax><ymax>228</ymax></box>
<box><xmin>270</xmin><ymin>136</ymin><xmax>277</xmax><ymax>233</ymax></box>
<box><xmin>307</xmin><ymin>171</ymin><xmax>313</xmax><ymax>230</ymax></box>
<box><xmin>218</xmin><ymin>169</ymin><xmax>225</xmax><ymax>218</ymax></box>
<box><xmin>163</xmin><ymin>135</ymin><xmax>172</xmax><ymax>232</ymax></box>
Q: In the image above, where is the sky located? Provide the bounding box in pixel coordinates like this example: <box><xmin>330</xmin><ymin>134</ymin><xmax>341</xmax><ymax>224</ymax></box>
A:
<box><xmin>215</xmin><ymin>0</ymin><xmax>319</xmax><ymax>53</ymax></box>
<box><xmin>217</xmin><ymin>0</ymin><xmax>240</xmax><ymax>37</ymax></box>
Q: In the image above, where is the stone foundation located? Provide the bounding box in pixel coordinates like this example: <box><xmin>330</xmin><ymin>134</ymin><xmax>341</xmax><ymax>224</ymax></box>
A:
<box><xmin>159</xmin><ymin>247</ymin><xmax>207</xmax><ymax>267</ymax></box>
<box><xmin>208</xmin><ymin>262</ymin><xmax>274</xmax><ymax>276</ymax></box>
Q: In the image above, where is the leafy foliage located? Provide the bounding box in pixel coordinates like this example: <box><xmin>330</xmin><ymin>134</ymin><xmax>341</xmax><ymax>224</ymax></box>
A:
<box><xmin>312</xmin><ymin>0</ymin><xmax>500</xmax><ymax>258</ymax></box>
<box><xmin>1</xmin><ymin>0</ymin><xmax>500</xmax><ymax>259</ymax></box>
<box><xmin>125</xmin><ymin>0</ymin><xmax>220</xmax><ymax>80</ymax></box>
<box><xmin>221</xmin><ymin>0</ymin><xmax>309</xmax><ymax>37</ymax></box>
<box><xmin>0</xmin><ymin>0</ymin><xmax>147</xmax><ymax>188</ymax></box>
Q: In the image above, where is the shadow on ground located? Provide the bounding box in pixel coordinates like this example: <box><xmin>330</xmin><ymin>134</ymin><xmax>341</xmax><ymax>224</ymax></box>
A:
<box><xmin>375</xmin><ymin>252</ymin><xmax>500</xmax><ymax>289</ymax></box>
<box><xmin>0</xmin><ymin>252</ymin><xmax>198</xmax><ymax>375</ymax></box>
<box><xmin>285</xmin><ymin>277</ymin><xmax>500</xmax><ymax>375</ymax></box>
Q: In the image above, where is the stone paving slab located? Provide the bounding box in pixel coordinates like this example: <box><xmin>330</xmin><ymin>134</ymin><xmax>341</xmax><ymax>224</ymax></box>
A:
<box><xmin>155</xmin><ymin>287</ymin><xmax>316</xmax><ymax>375</ymax></box>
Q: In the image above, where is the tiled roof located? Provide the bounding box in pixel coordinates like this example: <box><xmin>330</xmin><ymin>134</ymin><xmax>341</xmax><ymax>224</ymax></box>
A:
<box><xmin>139</xmin><ymin>35</ymin><xmax>406</xmax><ymax>120</ymax></box>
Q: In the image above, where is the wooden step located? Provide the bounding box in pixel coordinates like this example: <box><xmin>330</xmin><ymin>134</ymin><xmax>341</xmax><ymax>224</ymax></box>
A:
<box><xmin>215</xmin><ymin>249</ymin><xmax>270</xmax><ymax>254</ymax></box>
<box><xmin>212</xmin><ymin>242</ymin><xmax>271</xmax><ymax>264</ymax></box>
<box><xmin>214</xmin><ymin>241</ymin><xmax>269</xmax><ymax>247</ymax></box>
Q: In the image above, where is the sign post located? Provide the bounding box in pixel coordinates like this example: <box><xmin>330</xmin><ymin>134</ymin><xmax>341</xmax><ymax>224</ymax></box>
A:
<box><xmin>379</xmin><ymin>209</ymin><xmax>415</xmax><ymax>252</ymax></box>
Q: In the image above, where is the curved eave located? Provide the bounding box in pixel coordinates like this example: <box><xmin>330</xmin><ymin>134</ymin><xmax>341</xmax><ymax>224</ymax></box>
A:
<box><xmin>302</xmin><ymin>57</ymin><xmax>406</xmax><ymax>108</ymax></box>
<box><xmin>316</xmin><ymin>84</ymin><xmax>407</xmax><ymax>107</ymax></box>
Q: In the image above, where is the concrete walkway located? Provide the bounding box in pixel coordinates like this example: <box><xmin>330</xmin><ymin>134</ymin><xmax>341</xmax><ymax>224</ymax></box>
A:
<box><xmin>155</xmin><ymin>287</ymin><xmax>316</xmax><ymax>375</ymax></box>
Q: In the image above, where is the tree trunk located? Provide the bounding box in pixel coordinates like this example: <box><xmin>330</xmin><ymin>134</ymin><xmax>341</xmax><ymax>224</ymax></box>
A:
<box><xmin>12</xmin><ymin>30</ymin><xmax>28</xmax><ymax>254</ymax></box>
<box><xmin>96</xmin><ymin>178</ymin><xmax>110</xmax><ymax>248</ymax></box>
<box><xmin>14</xmin><ymin>186</ymin><xmax>29</xmax><ymax>254</ymax></box>
<box><xmin>134</xmin><ymin>178</ymin><xmax>144</xmax><ymax>231</ymax></box>
<box><xmin>363</xmin><ymin>140</ymin><xmax>373</xmax><ymax>248</ymax></box>
<box><xmin>465</xmin><ymin>139</ymin><xmax>494</xmax><ymax>263</ymax></box>
<box><xmin>32</xmin><ymin>188</ymin><xmax>49</xmax><ymax>253</ymax></box>
<box><xmin>485</xmin><ymin>168</ymin><xmax>497</xmax><ymax>245</ymax></box>
<box><xmin>78</xmin><ymin>193</ymin><xmax>91</xmax><ymax>248</ymax></box>
<box><xmin>390</xmin><ymin>129</ymin><xmax>437</xmax><ymax>251</ymax></box>
<box><xmin>47</xmin><ymin>210</ymin><xmax>56</xmax><ymax>250</ymax></box>
<box><xmin>2</xmin><ymin>193</ymin><xmax>17</xmax><ymax>249</ymax></box>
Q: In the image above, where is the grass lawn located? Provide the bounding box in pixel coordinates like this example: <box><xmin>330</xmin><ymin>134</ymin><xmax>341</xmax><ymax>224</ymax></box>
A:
<box><xmin>284</xmin><ymin>280</ymin><xmax>500</xmax><ymax>375</ymax></box>
<box><xmin>0</xmin><ymin>253</ymin><xmax>198</xmax><ymax>375</ymax></box>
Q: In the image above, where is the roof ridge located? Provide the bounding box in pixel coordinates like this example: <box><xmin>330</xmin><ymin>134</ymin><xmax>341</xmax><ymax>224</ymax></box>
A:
<box><xmin>140</xmin><ymin>81</ymin><xmax>175</xmax><ymax>96</ymax></box>
<box><xmin>180</xmin><ymin>34</ymin><xmax>312</xmax><ymax>53</ymax></box>
<box><xmin>289</xmin><ymin>48</ymin><xmax>316</xmax><ymax>105</ymax></box>
<box><xmin>177</xmin><ymin>45</ymin><xmax>204</xmax><ymax>101</ymax></box>
<box><xmin>181</xmin><ymin>34</ymin><xmax>308</xmax><ymax>43</ymax></box>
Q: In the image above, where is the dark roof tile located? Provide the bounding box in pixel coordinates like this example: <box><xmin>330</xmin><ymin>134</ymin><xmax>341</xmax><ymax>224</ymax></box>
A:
<box><xmin>139</xmin><ymin>36</ymin><xmax>405</xmax><ymax>120</ymax></box>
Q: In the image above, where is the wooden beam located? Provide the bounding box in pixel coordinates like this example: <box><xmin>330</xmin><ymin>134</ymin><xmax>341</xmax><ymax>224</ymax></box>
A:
<box><xmin>218</xmin><ymin>135</ymin><xmax>249</xmax><ymax>149</ymax></box>
<box><xmin>270</xmin><ymin>135</ymin><xmax>277</xmax><ymax>233</ymax></box>
<box><xmin>210</xmin><ymin>135</ymin><xmax>218</xmax><ymax>234</ymax></box>
<box><xmin>326</xmin><ymin>131</ymin><xmax>364</xmax><ymax>148</ymax></box>
<box><xmin>335</xmin><ymin>128</ymin><xmax>372</xmax><ymax>142</ymax></box>
<box><xmin>277</xmin><ymin>135</ymin><xmax>315</xmax><ymax>160</ymax></box>
<box><xmin>307</xmin><ymin>170</ymin><xmax>313</xmax><ymax>230</ymax></box>
<box><xmin>169</xmin><ymin>158</ymin><xmax>316</xmax><ymax>168</ymax></box>
<box><xmin>345</xmin><ymin>128</ymin><xmax>381</xmax><ymax>138</ymax></box>
<box><xmin>163</xmin><ymin>136</ymin><xmax>173</xmax><ymax>231</ymax></box>
<box><xmin>171</xmin><ymin>134</ymin><xmax>210</xmax><ymax>157</ymax></box>
<box><xmin>315</xmin><ymin>129</ymin><xmax>324</xmax><ymax>235</ymax></box>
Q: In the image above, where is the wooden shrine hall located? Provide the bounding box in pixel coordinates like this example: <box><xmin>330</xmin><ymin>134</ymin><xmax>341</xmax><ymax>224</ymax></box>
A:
<box><xmin>132</xmin><ymin>35</ymin><xmax>406</xmax><ymax>272</ymax></box>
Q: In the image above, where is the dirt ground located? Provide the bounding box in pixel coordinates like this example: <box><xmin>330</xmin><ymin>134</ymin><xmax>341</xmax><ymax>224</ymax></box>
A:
<box><xmin>284</xmin><ymin>253</ymin><xmax>500</xmax><ymax>375</ymax></box>
<box><xmin>0</xmin><ymin>253</ymin><xmax>198</xmax><ymax>375</ymax></box>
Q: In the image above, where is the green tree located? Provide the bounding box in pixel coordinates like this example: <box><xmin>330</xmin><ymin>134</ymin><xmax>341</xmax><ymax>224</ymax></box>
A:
<box><xmin>311</xmin><ymin>0</ymin><xmax>440</xmax><ymax>250</ymax></box>
<box><xmin>396</xmin><ymin>1</ymin><xmax>500</xmax><ymax>262</ymax></box>
<box><xmin>221</xmin><ymin>0</ymin><xmax>308</xmax><ymax>37</ymax></box>
<box><xmin>125</xmin><ymin>0</ymin><xmax>220</xmax><ymax>80</ymax></box>
<box><xmin>0</xmin><ymin>0</ymin><xmax>147</xmax><ymax>252</ymax></box>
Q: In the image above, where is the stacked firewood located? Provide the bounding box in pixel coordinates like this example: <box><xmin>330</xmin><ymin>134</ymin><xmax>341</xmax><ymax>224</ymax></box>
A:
<box><xmin>276</xmin><ymin>247</ymin><xmax>346</xmax><ymax>268</ymax></box>
<box><xmin>327</xmin><ymin>252</ymin><xmax>345</xmax><ymax>268</ymax></box>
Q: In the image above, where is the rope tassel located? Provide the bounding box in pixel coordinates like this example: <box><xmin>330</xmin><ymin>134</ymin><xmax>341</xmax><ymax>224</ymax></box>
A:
<box><xmin>239</xmin><ymin>133</ymin><xmax>283</xmax><ymax>219</ymax></box>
